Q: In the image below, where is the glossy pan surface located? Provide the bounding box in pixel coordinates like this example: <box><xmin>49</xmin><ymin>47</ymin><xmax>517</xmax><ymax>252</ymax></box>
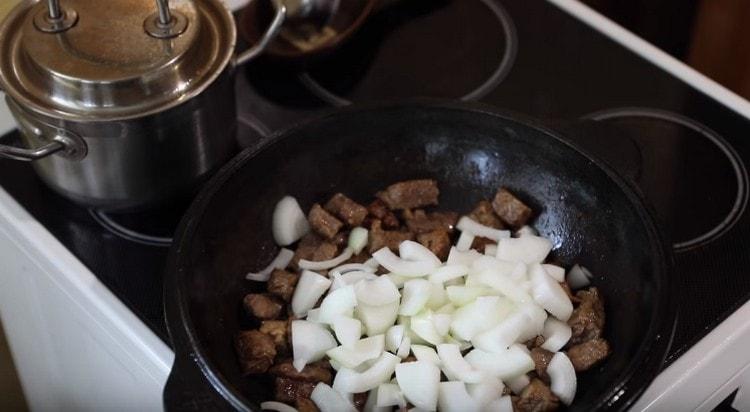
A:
<box><xmin>164</xmin><ymin>101</ymin><xmax>675</xmax><ymax>411</ymax></box>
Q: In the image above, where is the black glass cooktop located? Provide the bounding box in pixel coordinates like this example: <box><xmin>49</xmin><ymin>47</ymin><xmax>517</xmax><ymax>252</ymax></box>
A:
<box><xmin>1</xmin><ymin>0</ymin><xmax>749</xmax><ymax>369</ymax></box>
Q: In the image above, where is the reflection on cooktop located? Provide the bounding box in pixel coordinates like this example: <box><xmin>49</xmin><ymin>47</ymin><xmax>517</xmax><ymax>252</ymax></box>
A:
<box><xmin>300</xmin><ymin>0</ymin><xmax>516</xmax><ymax>104</ymax></box>
<box><xmin>582</xmin><ymin>107</ymin><xmax>749</xmax><ymax>251</ymax></box>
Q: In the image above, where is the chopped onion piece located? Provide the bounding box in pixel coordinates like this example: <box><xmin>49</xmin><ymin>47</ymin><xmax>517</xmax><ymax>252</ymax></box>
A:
<box><xmin>541</xmin><ymin>264</ymin><xmax>565</xmax><ymax>282</ymax></box>
<box><xmin>292</xmin><ymin>320</ymin><xmax>338</xmax><ymax>371</ymax></box>
<box><xmin>333</xmin><ymin>352</ymin><xmax>401</xmax><ymax>393</ymax></box>
<box><xmin>348</xmin><ymin>227</ymin><xmax>369</xmax><ymax>254</ymax></box>
<box><xmin>326</xmin><ymin>335</ymin><xmax>385</xmax><ymax>368</ymax></box>
<box><xmin>364</xmin><ymin>387</ymin><xmax>389</xmax><ymax>412</ymax></box>
<box><xmin>272</xmin><ymin>196</ymin><xmax>310</xmax><ymax>246</ymax></box>
<box><xmin>438</xmin><ymin>381</ymin><xmax>479</xmax><ymax>412</ymax></box>
<box><xmin>464</xmin><ymin>345</ymin><xmax>535</xmax><ymax>381</ymax></box>
<box><xmin>473</xmin><ymin>269</ymin><xmax>532</xmax><ymax>303</ymax></box>
<box><xmin>246</xmin><ymin>248</ymin><xmax>295</xmax><ymax>281</ymax></box>
<box><xmin>516</xmin><ymin>303</ymin><xmax>548</xmax><ymax>342</ymax></box>
<box><xmin>306</xmin><ymin>308</ymin><xmax>322</xmax><ymax>323</ymax></box>
<box><xmin>292</xmin><ymin>270</ymin><xmax>332</xmax><ymax>316</ymax></box>
<box><xmin>567</xmin><ymin>264</ymin><xmax>593</xmax><ymax>290</ymax></box>
<box><xmin>364</xmin><ymin>257</ymin><xmax>380</xmax><ymax>268</ymax></box>
<box><xmin>395</xmin><ymin>361</ymin><xmax>441</xmax><ymax>411</ymax></box>
<box><xmin>331</xmin><ymin>271</ymin><xmax>379</xmax><ymax>291</ymax></box>
<box><xmin>437</xmin><ymin>343</ymin><xmax>485</xmax><ymax>383</ymax></box>
<box><xmin>529</xmin><ymin>264</ymin><xmax>573</xmax><ymax>321</ymax></box>
<box><xmin>428</xmin><ymin>265</ymin><xmax>469</xmax><ymax>284</ymax></box>
<box><xmin>472</xmin><ymin>311</ymin><xmax>530</xmax><ymax>353</ymax></box>
<box><xmin>410</xmin><ymin>310</ymin><xmax>444</xmax><ymax>345</ymax></box>
<box><xmin>355</xmin><ymin>276</ymin><xmax>401</xmax><ymax>306</ymax></box>
<box><xmin>373</xmin><ymin>247</ymin><xmax>437</xmax><ymax>277</ymax></box>
<box><xmin>396</xmin><ymin>336</ymin><xmax>412</xmax><ymax>358</ymax></box>
<box><xmin>450</xmin><ymin>296</ymin><xmax>506</xmax><ymax>341</ymax></box>
<box><xmin>515</xmin><ymin>225</ymin><xmax>538</xmax><ymax>237</ymax></box>
<box><xmin>332</xmin><ymin>316</ymin><xmax>363</xmax><ymax>346</ymax></box>
<box><xmin>457</xmin><ymin>216</ymin><xmax>511</xmax><ymax>241</ymax></box>
<box><xmin>483</xmin><ymin>396</ymin><xmax>513</xmax><ymax>412</ymax></box>
<box><xmin>496</xmin><ymin>236</ymin><xmax>552</xmax><ymax>264</ymax></box>
<box><xmin>446</xmin><ymin>285</ymin><xmax>498</xmax><ymax>306</ymax></box>
<box><xmin>411</xmin><ymin>344</ymin><xmax>441</xmax><ymax>365</ymax></box>
<box><xmin>469</xmin><ymin>255</ymin><xmax>517</xmax><ymax>277</ymax></box>
<box><xmin>318</xmin><ymin>285</ymin><xmax>358</xmax><ymax>324</ymax></box>
<box><xmin>507</xmin><ymin>374</ymin><xmax>530</xmax><ymax>395</ymax></box>
<box><xmin>261</xmin><ymin>401</ymin><xmax>299</xmax><ymax>412</ymax></box>
<box><xmin>331</xmin><ymin>263</ymin><xmax>377</xmax><ymax>275</ymax></box>
<box><xmin>400</xmin><ymin>279</ymin><xmax>432</xmax><ymax>315</ymax></box>
<box><xmin>541</xmin><ymin>317</ymin><xmax>572</xmax><ymax>352</ymax></box>
<box><xmin>400</xmin><ymin>240</ymin><xmax>442</xmax><ymax>266</ymax></box>
<box><xmin>456</xmin><ymin>231</ymin><xmax>475</xmax><ymax>252</ymax></box>
<box><xmin>377</xmin><ymin>383</ymin><xmax>407</xmax><ymax>408</ymax></box>
<box><xmin>385</xmin><ymin>325</ymin><xmax>405</xmax><ymax>352</ymax></box>
<box><xmin>436</xmin><ymin>303</ymin><xmax>456</xmax><ymax>315</ymax></box>
<box><xmin>432</xmin><ymin>313</ymin><xmax>452</xmax><ymax>337</ymax></box>
<box><xmin>384</xmin><ymin>273</ymin><xmax>408</xmax><ymax>288</ymax></box>
<box><xmin>357</xmin><ymin>301</ymin><xmax>400</xmax><ymax>336</ymax></box>
<box><xmin>467</xmin><ymin>377</ymin><xmax>504</xmax><ymax>407</ymax></box>
<box><xmin>299</xmin><ymin>247</ymin><xmax>354</xmax><ymax>271</ymax></box>
<box><xmin>446</xmin><ymin>247</ymin><xmax>483</xmax><ymax>266</ymax></box>
<box><xmin>548</xmin><ymin>352</ymin><xmax>577</xmax><ymax>405</ymax></box>
<box><xmin>483</xmin><ymin>244</ymin><xmax>498</xmax><ymax>256</ymax></box>
<box><xmin>311</xmin><ymin>383</ymin><xmax>357</xmax><ymax>412</ymax></box>
<box><xmin>426</xmin><ymin>282</ymin><xmax>448</xmax><ymax>310</ymax></box>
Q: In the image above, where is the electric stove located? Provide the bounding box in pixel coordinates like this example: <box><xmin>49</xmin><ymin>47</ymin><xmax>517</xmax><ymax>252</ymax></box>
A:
<box><xmin>1</xmin><ymin>0</ymin><xmax>749</xmax><ymax>376</ymax></box>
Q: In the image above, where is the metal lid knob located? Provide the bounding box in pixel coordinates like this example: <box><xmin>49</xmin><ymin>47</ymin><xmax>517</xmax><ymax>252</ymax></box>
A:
<box><xmin>144</xmin><ymin>0</ymin><xmax>188</xmax><ymax>39</ymax></box>
<box><xmin>33</xmin><ymin>0</ymin><xmax>78</xmax><ymax>33</ymax></box>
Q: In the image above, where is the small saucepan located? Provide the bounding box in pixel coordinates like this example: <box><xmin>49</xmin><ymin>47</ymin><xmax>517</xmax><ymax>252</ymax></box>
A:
<box><xmin>163</xmin><ymin>101</ymin><xmax>676</xmax><ymax>410</ymax></box>
<box><xmin>0</xmin><ymin>0</ymin><xmax>289</xmax><ymax>210</ymax></box>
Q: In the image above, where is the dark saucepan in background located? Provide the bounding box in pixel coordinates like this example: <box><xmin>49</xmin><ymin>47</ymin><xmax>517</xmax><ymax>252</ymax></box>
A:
<box><xmin>163</xmin><ymin>101</ymin><xmax>676</xmax><ymax>411</ymax></box>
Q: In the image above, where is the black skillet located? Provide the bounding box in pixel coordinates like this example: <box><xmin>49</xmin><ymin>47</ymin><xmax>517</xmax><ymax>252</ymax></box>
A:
<box><xmin>163</xmin><ymin>101</ymin><xmax>676</xmax><ymax>411</ymax></box>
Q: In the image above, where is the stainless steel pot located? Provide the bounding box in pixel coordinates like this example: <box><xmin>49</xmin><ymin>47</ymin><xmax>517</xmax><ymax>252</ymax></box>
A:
<box><xmin>0</xmin><ymin>0</ymin><xmax>287</xmax><ymax>210</ymax></box>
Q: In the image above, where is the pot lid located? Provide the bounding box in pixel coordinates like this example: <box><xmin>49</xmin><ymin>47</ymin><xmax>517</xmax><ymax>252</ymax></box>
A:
<box><xmin>0</xmin><ymin>0</ymin><xmax>236</xmax><ymax>121</ymax></box>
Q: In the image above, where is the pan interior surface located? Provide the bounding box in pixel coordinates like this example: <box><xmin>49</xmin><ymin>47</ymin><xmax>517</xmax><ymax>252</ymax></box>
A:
<box><xmin>171</xmin><ymin>104</ymin><xmax>672</xmax><ymax>411</ymax></box>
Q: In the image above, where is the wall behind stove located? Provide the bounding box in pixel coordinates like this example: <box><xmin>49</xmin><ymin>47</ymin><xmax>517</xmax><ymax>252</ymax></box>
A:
<box><xmin>583</xmin><ymin>0</ymin><xmax>750</xmax><ymax>101</ymax></box>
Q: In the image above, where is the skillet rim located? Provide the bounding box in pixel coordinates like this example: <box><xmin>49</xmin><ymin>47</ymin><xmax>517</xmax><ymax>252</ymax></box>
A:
<box><xmin>164</xmin><ymin>99</ymin><xmax>677</xmax><ymax>411</ymax></box>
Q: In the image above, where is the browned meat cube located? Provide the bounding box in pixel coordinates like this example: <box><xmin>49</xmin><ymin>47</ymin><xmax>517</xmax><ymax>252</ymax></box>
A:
<box><xmin>526</xmin><ymin>335</ymin><xmax>546</xmax><ymax>349</ymax></box>
<box><xmin>325</xmin><ymin>193</ymin><xmax>368</xmax><ymax>227</ymax></box>
<box><xmin>235</xmin><ymin>330</ymin><xmax>276</xmax><ymax>375</ymax></box>
<box><xmin>492</xmin><ymin>188</ymin><xmax>533</xmax><ymax>228</ymax></box>
<box><xmin>367</xmin><ymin>199</ymin><xmax>400</xmax><ymax>229</ymax></box>
<box><xmin>567</xmin><ymin>338</ymin><xmax>611</xmax><ymax>372</ymax></box>
<box><xmin>530</xmin><ymin>347</ymin><xmax>554</xmax><ymax>383</ymax></box>
<box><xmin>417</xmin><ymin>230</ymin><xmax>451</xmax><ymax>261</ymax></box>
<box><xmin>270</xmin><ymin>359</ymin><xmax>334</xmax><ymax>384</ymax></box>
<box><xmin>469</xmin><ymin>200</ymin><xmax>505</xmax><ymax>229</ymax></box>
<box><xmin>516</xmin><ymin>378</ymin><xmax>560</xmax><ymax>412</ymax></box>
<box><xmin>268</xmin><ymin>269</ymin><xmax>300</xmax><ymax>302</ymax></box>
<box><xmin>346</xmin><ymin>252</ymin><xmax>371</xmax><ymax>264</ymax></box>
<box><xmin>403</xmin><ymin>209</ymin><xmax>458</xmax><ymax>234</ymax></box>
<box><xmin>376</xmin><ymin>179</ymin><xmax>439</xmax><ymax>210</ymax></box>
<box><xmin>308</xmin><ymin>204</ymin><xmax>343</xmax><ymax>239</ymax></box>
<box><xmin>296</xmin><ymin>398</ymin><xmax>319</xmax><ymax>412</ymax></box>
<box><xmin>470</xmin><ymin>236</ymin><xmax>495</xmax><ymax>254</ymax></box>
<box><xmin>292</xmin><ymin>233</ymin><xmax>338</xmax><ymax>270</ymax></box>
<box><xmin>353</xmin><ymin>392</ymin><xmax>369</xmax><ymax>411</ymax></box>
<box><xmin>243</xmin><ymin>293</ymin><xmax>284</xmax><ymax>320</ymax></box>
<box><xmin>260</xmin><ymin>320</ymin><xmax>290</xmax><ymax>355</ymax></box>
<box><xmin>568</xmin><ymin>287</ymin><xmax>605</xmax><ymax>345</ymax></box>
<box><xmin>368</xmin><ymin>220</ymin><xmax>414</xmax><ymax>253</ymax></box>
<box><xmin>332</xmin><ymin>231</ymin><xmax>349</xmax><ymax>248</ymax></box>
<box><xmin>274</xmin><ymin>377</ymin><xmax>317</xmax><ymax>404</ymax></box>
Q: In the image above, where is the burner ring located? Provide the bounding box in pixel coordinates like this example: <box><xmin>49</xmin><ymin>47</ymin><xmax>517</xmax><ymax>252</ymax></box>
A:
<box><xmin>89</xmin><ymin>209</ymin><xmax>173</xmax><ymax>247</ymax></box>
<box><xmin>583</xmin><ymin>107</ymin><xmax>749</xmax><ymax>252</ymax></box>
<box><xmin>299</xmin><ymin>0</ymin><xmax>518</xmax><ymax>106</ymax></box>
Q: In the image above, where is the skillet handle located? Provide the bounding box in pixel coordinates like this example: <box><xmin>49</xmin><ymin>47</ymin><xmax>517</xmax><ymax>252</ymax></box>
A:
<box><xmin>234</xmin><ymin>0</ymin><xmax>287</xmax><ymax>66</ymax></box>
<box><xmin>163</xmin><ymin>352</ymin><xmax>226</xmax><ymax>411</ymax></box>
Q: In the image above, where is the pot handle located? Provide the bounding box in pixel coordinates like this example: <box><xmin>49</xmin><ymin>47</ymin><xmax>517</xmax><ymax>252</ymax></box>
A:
<box><xmin>234</xmin><ymin>0</ymin><xmax>287</xmax><ymax>66</ymax></box>
<box><xmin>0</xmin><ymin>97</ymin><xmax>87</xmax><ymax>162</ymax></box>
